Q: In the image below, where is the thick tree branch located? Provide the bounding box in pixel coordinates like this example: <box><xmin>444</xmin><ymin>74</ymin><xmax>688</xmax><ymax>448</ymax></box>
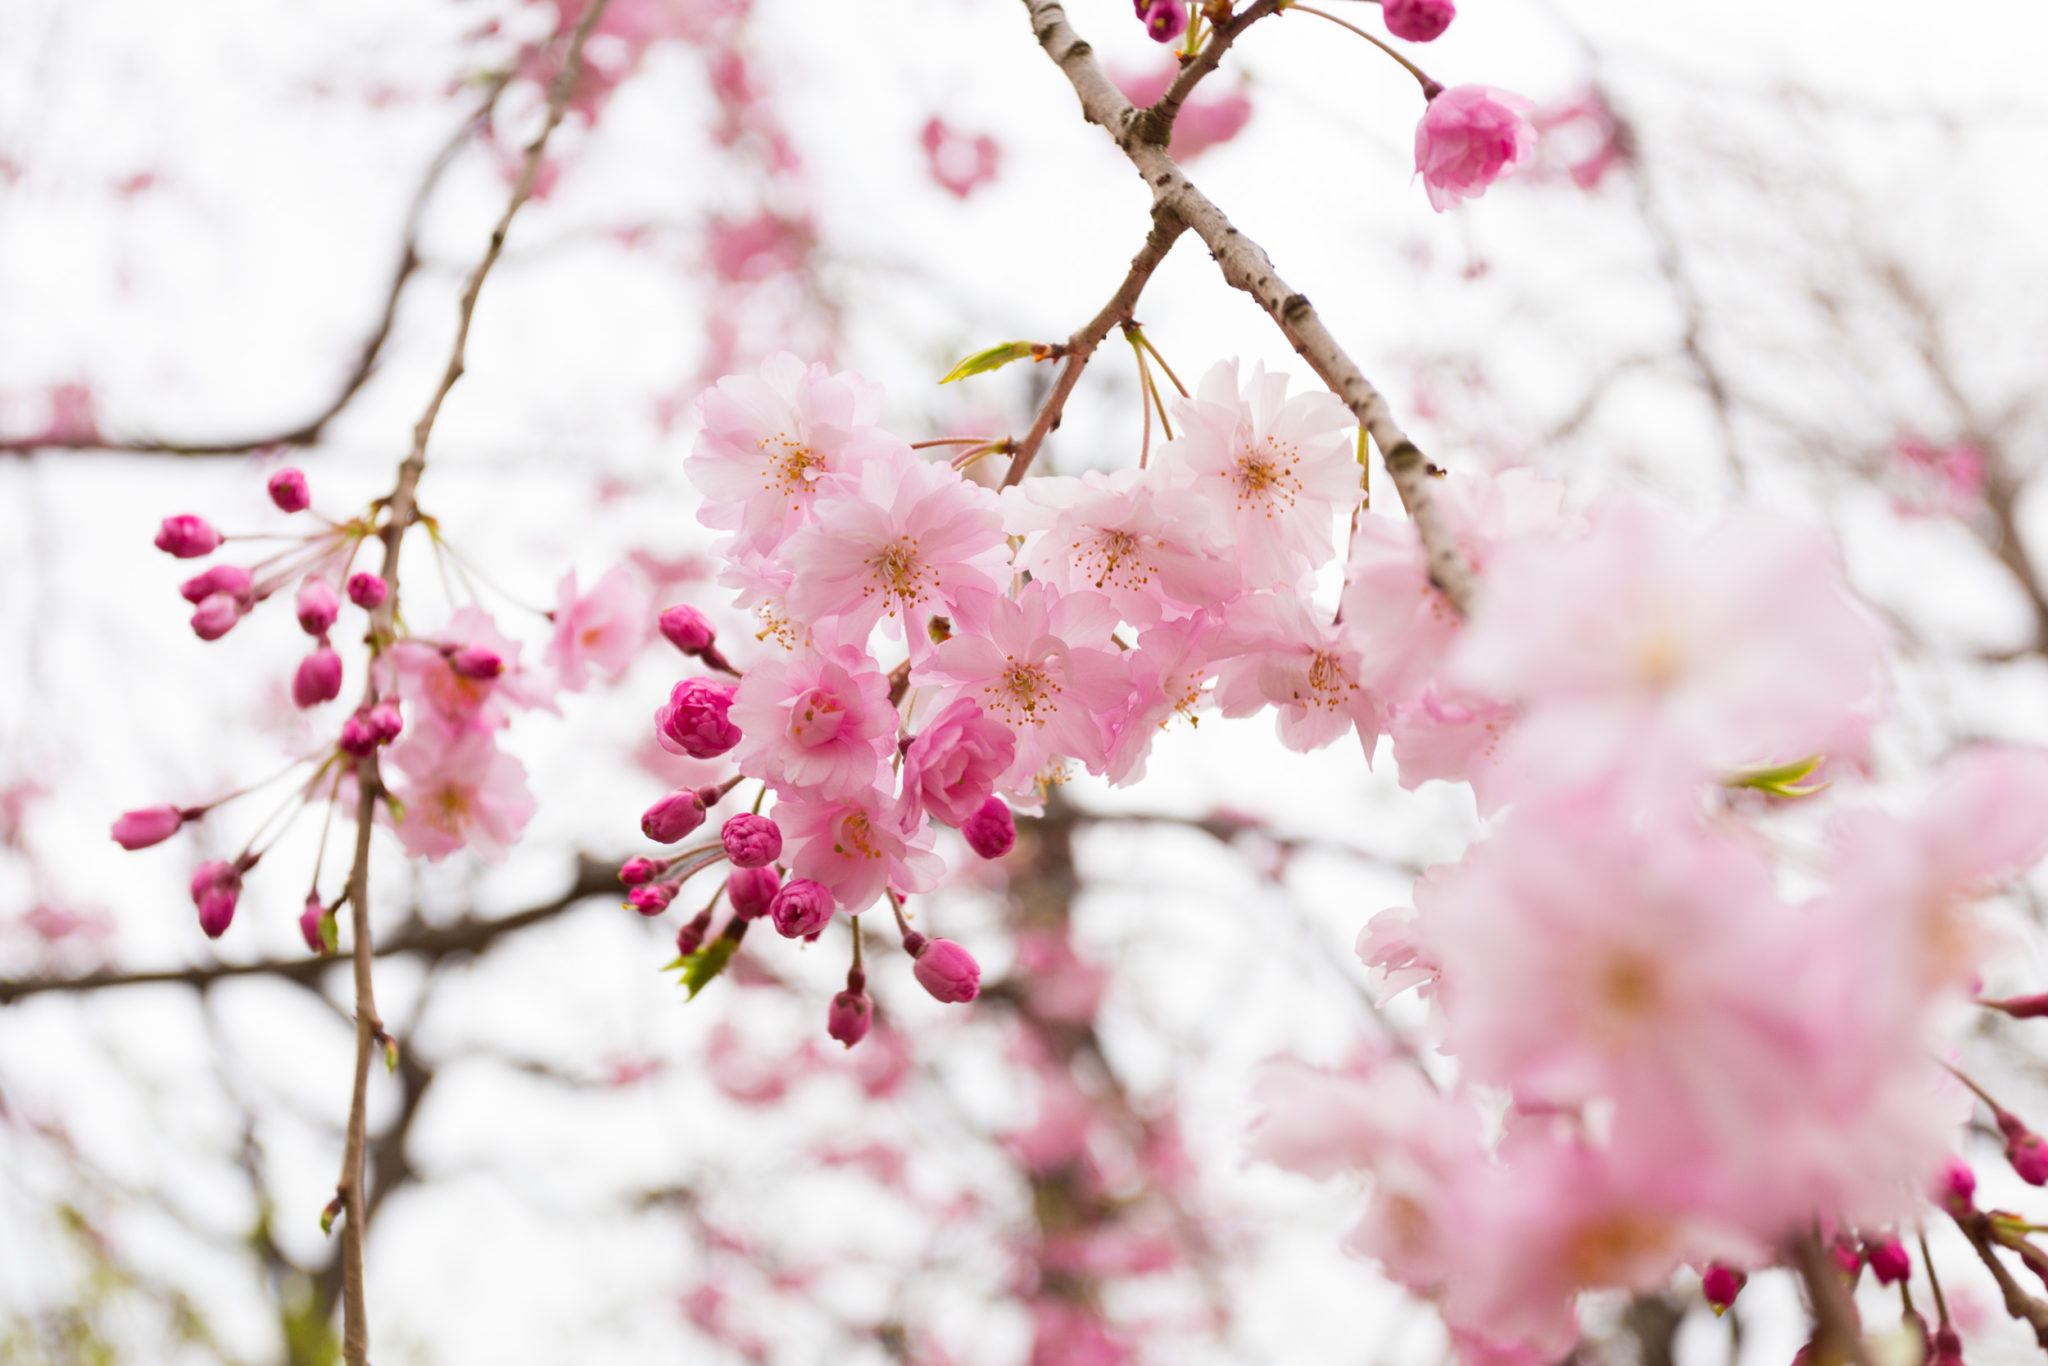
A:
<box><xmin>1001</xmin><ymin>209</ymin><xmax>1187</xmax><ymax>487</ymax></box>
<box><xmin>1020</xmin><ymin>0</ymin><xmax>1474</xmax><ymax>610</ymax></box>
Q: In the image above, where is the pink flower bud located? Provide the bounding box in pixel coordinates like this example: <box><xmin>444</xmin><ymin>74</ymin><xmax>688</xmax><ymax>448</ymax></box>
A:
<box><xmin>627</xmin><ymin>883</ymin><xmax>676</xmax><ymax>915</ymax></box>
<box><xmin>727</xmin><ymin>865</ymin><xmax>781</xmax><ymax>920</ymax></box>
<box><xmin>267</xmin><ymin>467</ymin><xmax>311</xmax><ymax>513</ymax></box>
<box><xmin>296</xmin><ymin>577</ymin><xmax>340</xmax><ymax>636</ymax></box>
<box><xmin>769</xmin><ymin>878</ymin><xmax>834</xmax><ymax>939</ymax></box>
<box><xmin>155</xmin><ymin>514</ymin><xmax>221</xmax><ymax>558</ymax></box>
<box><xmin>347</xmin><ymin>572</ymin><xmax>387</xmax><ymax>610</ymax></box>
<box><xmin>1139</xmin><ymin>0</ymin><xmax>1186</xmax><ymax>43</ymax></box>
<box><xmin>111</xmin><ymin>804</ymin><xmax>185</xmax><ymax>850</ymax></box>
<box><xmin>190</xmin><ymin>859</ymin><xmax>242</xmax><ymax>938</ymax></box>
<box><xmin>299</xmin><ymin>894</ymin><xmax>327</xmax><ymax>952</ymax></box>
<box><xmin>293</xmin><ymin>645</ymin><xmax>344</xmax><ymax>709</ymax></box>
<box><xmin>1932</xmin><ymin>1325</ymin><xmax>1964</xmax><ymax>1366</ymax></box>
<box><xmin>619</xmin><ymin>856</ymin><xmax>662</xmax><ymax>887</ymax></box>
<box><xmin>190</xmin><ymin>591</ymin><xmax>243</xmax><ymax>641</ymax></box>
<box><xmin>179</xmin><ymin>564</ymin><xmax>253</xmax><ymax>606</ymax></box>
<box><xmin>961</xmin><ymin>796</ymin><xmax>1015</xmax><ymax>860</ymax></box>
<box><xmin>694</xmin><ymin>785</ymin><xmax>727</xmax><ymax>809</ymax></box>
<box><xmin>1414</xmin><ymin>85</ymin><xmax>1536</xmax><ymax>213</ymax></box>
<box><xmin>911</xmin><ymin>936</ymin><xmax>981</xmax><ymax>1004</ymax></box>
<box><xmin>1382</xmin><ymin>0</ymin><xmax>1454</xmax><ymax>42</ymax></box>
<box><xmin>340</xmin><ymin>704</ymin><xmax>403</xmax><ymax>758</ymax></box>
<box><xmin>1701</xmin><ymin>1264</ymin><xmax>1746</xmax><ymax>1316</ymax></box>
<box><xmin>828</xmin><ymin>986</ymin><xmax>872</xmax><ymax>1049</ymax></box>
<box><xmin>721</xmin><ymin>814</ymin><xmax>782</xmax><ymax>868</ymax></box>
<box><xmin>659</xmin><ymin>605</ymin><xmax>717</xmax><ymax>654</ymax></box>
<box><xmin>1866</xmin><ymin>1238</ymin><xmax>1911</xmax><ymax>1286</ymax></box>
<box><xmin>367</xmin><ymin>703</ymin><xmax>403</xmax><ymax>743</ymax></box>
<box><xmin>446</xmin><ymin>645</ymin><xmax>503</xmax><ymax>680</ymax></box>
<box><xmin>655</xmin><ymin>678</ymin><xmax>741</xmax><ymax>759</ymax></box>
<box><xmin>1940</xmin><ymin>1157</ymin><xmax>1978</xmax><ymax>1215</ymax></box>
<box><xmin>641</xmin><ymin>789</ymin><xmax>707</xmax><ymax>844</ymax></box>
<box><xmin>1831</xmin><ymin>1238</ymin><xmax>1864</xmax><ymax>1280</ymax></box>
<box><xmin>676</xmin><ymin>912</ymin><xmax>712</xmax><ymax>957</ymax></box>
<box><xmin>1997</xmin><ymin>1110</ymin><xmax>2048</xmax><ymax>1185</ymax></box>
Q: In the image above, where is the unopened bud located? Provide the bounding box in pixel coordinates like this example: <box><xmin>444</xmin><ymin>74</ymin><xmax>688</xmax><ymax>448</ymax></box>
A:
<box><xmin>267</xmin><ymin>467</ymin><xmax>311</xmax><ymax>513</ymax></box>
<box><xmin>721</xmin><ymin>813</ymin><xmax>782</xmax><ymax>868</ymax></box>
<box><xmin>367</xmin><ymin>703</ymin><xmax>403</xmax><ymax>743</ymax></box>
<box><xmin>676</xmin><ymin>910</ymin><xmax>714</xmax><ymax>957</ymax></box>
<box><xmin>658</xmin><ymin>605</ymin><xmax>717</xmax><ymax>654</ymax></box>
<box><xmin>828</xmin><ymin>986</ymin><xmax>873</xmax><ymax>1048</ymax></box>
<box><xmin>1701</xmin><ymin>1264</ymin><xmax>1746</xmax><ymax>1316</ymax></box>
<box><xmin>180</xmin><ymin>564</ymin><xmax>253</xmax><ymax>606</ymax></box>
<box><xmin>112</xmin><ymin>804</ymin><xmax>187</xmax><ymax>850</ymax></box>
<box><xmin>340</xmin><ymin>704</ymin><xmax>402</xmax><ymax>757</ymax></box>
<box><xmin>190</xmin><ymin>859</ymin><xmax>243</xmax><ymax>938</ymax></box>
<box><xmin>727</xmin><ymin>865</ymin><xmax>781</xmax><ymax>920</ymax></box>
<box><xmin>962</xmin><ymin>796</ymin><xmax>1015</xmax><ymax>859</ymax></box>
<box><xmin>1932</xmin><ymin>1325</ymin><xmax>1964</xmax><ymax>1366</ymax></box>
<box><xmin>911</xmin><ymin>936</ymin><xmax>981</xmax><ymax>1004</ymax></box>
<box><xmin>299</xmin><ymin>894</ymin><xmax>327</xmax><ymax>953</ymax></box>
<box><xmin>619</xmin><ymin>856</ymin><xmax>662</xmax><ymax>887</ymax></box>
<box><xmin>1997</xmin><ymin>1110</ymin><xmax>2048</xmax><ymax>1185</ymax></box>
<box><xmin>627</xmin><ymin>883</ymin><xmax>676</xmax><ymax>915</ymax></box>
<box><xmin>1866</xmin><ymin>1237</ymin><xmax>1911</xmax><ymax>1286</ymax></box>
<box><xmin>155</xmin><ymin>514</ymin><xmax>221</xmax><ymax>558</ymax></box>
<box><xmin>446</xmin><ymin>645</ymin><xmax>503</xmax><ymax>680</ymax></box>
<box><xmin>1983</xmin><ymin>993</ymin><xmax>2048</xmax><ymax>1019</ymax></box>
<box><xmin>296</xmin><ymin>577</ymin><xmax>340</xmax><ymax>636</ymax></box>
<box><xmin>655</xmin><ymin>678</ymin><xmax>741</xmax><ymax>759</ymax></box>
<box><xmin>769</xmin><ymin>878</ymin><xmax>834</xmax><ymax>939</ymax></box>
<box><xmin>347</xmin><ymin>572</ymin><xmax>388</xmax><ymax>610</ymax></box>
<box><xmin>293</xmin><ymin>645</ymin><xmax>344</xmax><ymax>708</ymax></box>
<box><xmin>641</xmin><ymin>789</ymin><xmax>707</xmax><ymax>844</ymax></box>
<box><xmin>1940</xmin><ymin>1157</ymin><xmax>1978</xmax><ymax>1216</ymax></box>
<box><xmin>191</xmin><ymin>591</ymin><xmax>243</xmax><ymax>641</ymax></box>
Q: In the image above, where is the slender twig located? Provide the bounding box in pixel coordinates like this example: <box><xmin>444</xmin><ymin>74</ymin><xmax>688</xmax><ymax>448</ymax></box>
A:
<box><xmin>1953</xmin><ymin>1211</ymin><xmax>2048</xmax><ymax>1349</ymax></box>
<box><xmin>1000</xmin><ymin>208</ymin><xmax>1187</xmax><ymax>487</ymax></box>
<box><xmin>1789</xmin><ymin>1229</ymin><xmax>1875</xmax><ymax>1366</ymax></box>
<box><xmin>330</xmin><ymin>9</ymin><xmax>612</xmax><ymax>1363</ymax></box>
<box><xmin>1020</xmin><ymin>0</ymin><xmax>1476</xmax><ymax>609</ymax></box>
<box><xmin>1288</xmin><ymin>5</ymin><xmax>1440</xmax><ymax>95</ymax></box>
<box><xmin>1152</xmin><ymin>0</ymin><xmax>1282</xmax><ymax>135</ymax></box>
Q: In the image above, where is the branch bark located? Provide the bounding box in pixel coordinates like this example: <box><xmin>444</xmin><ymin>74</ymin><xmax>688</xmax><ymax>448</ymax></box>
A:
<box><xmin>1019</xmin><ymin>0</ymin><xmax>1475</xmax><ymax>611</ymax></box>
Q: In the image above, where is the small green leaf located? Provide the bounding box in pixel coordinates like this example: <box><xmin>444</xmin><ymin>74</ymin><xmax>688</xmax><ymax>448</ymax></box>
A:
<box><xmin>671</xmin><ymin>930</ymin><xmax>743</xmax><ymax>1000</ymax></box>
<box><xmin>1727</xmin><ymin>754</ymin><xmax>1828</xmax><ymax>798</ymax></box>
<box><xmin>318</xmin><ymin>910</ymin><xmax>339</xmax><ymax>956</ymax></box>
<box><xmin>319</xmin><ymin>1207</ymin><xmax>336</xmax><ymax>1236</ymax></box>
<box><xmin>940</xmin><ymin>341</ymin><xmax>1037</xmax><ymax>384</ymax></box>
<box><xmin>382</xmin><ymin>1038</ymin><xmax>400</xmax><ymax>1074</ymax></box>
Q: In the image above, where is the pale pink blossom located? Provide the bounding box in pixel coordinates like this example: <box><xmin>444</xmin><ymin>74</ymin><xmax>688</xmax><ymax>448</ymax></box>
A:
<box><xmin>392</xmin><ymin>607</ymin><xmax>555</xmax><ymax>735</ymax></box>
<box><xmin>920</xmin><ymin>583</ymin><xmax>1130</xmax><ymax>791</ymax></box>
<box><xmin>920</xmin><ymin>117</ymin><xmax>1000</xmax><ymax>198</ymax></box>
<box><xmin>1415</xmin><ymin>85</ymin><xmax>1537</xmax><ymax>212</ymax></box>
<box><xmin>1002</xmin><ymin>467</ymin><xmax>1237</xmax><ymax>624</ymax></box>
<box><xmin>1110</xmin><ymin>63</ymin><xmax>1252</xmax><ymax>159</ymax></box>
<box><xmin>685</xmin><ymin>352</ymin><xmax>897</xmax><ymax>555</ymax></box>
<box><xmin>546</xmin><ymin>564</ymin><xmax>651</xmax><ymax>692</ymax></box>
<box><xmin>896</xmin><ymin>697</ymin><xmax>1017</xmax><ymax>829</ymax></box>
<box><xmin>728</xmin><ymin>643</ymin><xmax>896</xmax><ymax>798</ymax></box>
<box><xmin>777</xmin><ymin>785</ymin><xmax>942</xmax><ymax>912</ymax></box>
<box><xmin>1215</xmin><ymin>593</ymin><xmax>1382</xmax><ymax>757</ymax></box>
<box><xmin>1162</xmin><ymin>360</ymin><xmax>1360</xmax><ymax>588</ymax></box>
<box><xmin>385</xmin><ymin>726</ymin><xmax>536</xmax><ymax>863</ymax></box>
<box><xmin>1104</xmin><ymin>610</ymin><xmax>1225</xmax><ymax>784</ymax></box>
<box><xmin>1383</xmin><ymin>685</ymin><xmax>1515</xmax><ymax>804</ymax></box>
<box><xmin>782</xmin><ymin>448</ymin><xmax>1008</xmax><ymax>653</ymax></box>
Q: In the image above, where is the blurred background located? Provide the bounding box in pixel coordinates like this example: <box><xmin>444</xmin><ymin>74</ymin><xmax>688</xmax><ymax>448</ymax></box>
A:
<box><xmin>3</xmin><ymin>0</ymin><xmax>2047</xmax><ymax>1361</ymax></box>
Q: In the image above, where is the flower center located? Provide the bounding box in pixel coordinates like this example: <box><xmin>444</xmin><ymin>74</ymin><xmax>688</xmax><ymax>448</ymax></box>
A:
<box><xmin>760</xmin><ymin>434</ymin><xmax>822</xmax><ymax>505</ymax></box>
<box><xmin>830</xmin><ymin>809</ymin><xmax>884</xmax><ymax>863</ymax></box>
<box><xmin>987</xmin><ymin>657</ymin><xmax>1059</xmax><ymax>727</ymax></box>
<box><xmin>788</xmin><ymin>687</ymin><xmax>848</xmax><ymax>748</ymax></box>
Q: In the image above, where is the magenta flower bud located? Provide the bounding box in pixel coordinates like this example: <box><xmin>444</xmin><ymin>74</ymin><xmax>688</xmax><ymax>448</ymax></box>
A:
<box><xmin>721</xmin><ymin>814</ymin><xmax>782</xmax><ymax>868</ymax></box>
<box><xmin>347</xmin><ymin>572</ymin><xmax>388</xmax><ymax>610</ymax></box>
<box><xmin>1866</xmin><ymin>1238</ymin><xmax>1911</xmax><ymax>1286</ymax></box>
<box><xmin>179</xmin><ymin>564</ymin><xmax>253</xmax><ymax>606</ymax></box>
<box><xmin>641</xmin><ymin>789</ymin><xmax>707</xmax><ymax>844</ymax></box>
<box><xmin>627</xmin><ymin>883</ymin><xmax>676</xmax><ymax>915</ymax></box>
<box><xmin>111</xmin><ymin>805</ymin><xmax>185</xmax><ymax>850</ymax></box>
<box><xmin>1382</xmin><ymin>0</ymin><xmax>1454</xmax><ymax>42</ymax></box>
<box><xmin>1140</xmin><ymin>0</ymin><xmax>1186</xmax><ymax>43</ymax></box>
<box><xmin>190</xmin><ymin>859</ymin><xmax>242</xmax><ymax>938</ymax></box>
<box><xmin>296</xmin><ymin>577</ymin><xmax>340</xmax><ymax>636</ymax></box>
<box><xmin>1701</xmin><ymin>1264</ymin><xmax>1746</xmax><ymax>1316</ymax></box>
<box><xmin>447</xmin><ymin>645</ymin><xmax>504</xmax><ymax>680</ymax></box>
<box><xmin>619</xmin><ymin>856</ymin><xmax>663</xmax><ymax>887</ymax></box>
<box><xmin>339</xmin><ymin>714</ymin><xmax>379</xmax><ymax>756</ymax></box>
<box><xmin>676</xmin><ymin>913</ymin><xmax>712</xmax><ymax>957</ymax></box>
<box><xmin>1940</xmin><ymin>1157</ymin><xmax>1978</xmax><ymax>1215</ymax></box>
<box><xmin>1932</xmin><ymin>1326</ymin><xmax>1963</xmax><ymax>1366</ymax></box>
<box><xmin>293</xmin><ymin>645</ymin><xmax>344</xmax><ymax>709</ymax></box>
<box><xmin>828</xmin><ymin>986</ymin><xmax>872</xmax><ymax>1049</ymax></box>
<box><xmin>909</xmin><ymin>934</ymin><xmax>981</xmax><ymax>1004</ymax></box>
<box><xmin>659</xmin><ymin>604</ymin><xmax>717</xmax><ymax>654</ymax></box>
<box><xmin>727</xmin><ymin>865</ymin><xmax>781</xmax><ymax>920</ymax></box>
<box><xmin>769</xmin><ymin>878</ymin><xmax>834</xmax><ymax>939</ymax></box>
<box><xmin>155</xmin><ymin>514</ymin><xmax>221</xmax><ymax>558</ymax></box>
<box><xmin>190</xmin><ymin>591</ymin><xmax>243</xmax><ymax>641</ymax></box>
<box><xmin>299</xmin><ymin>894</ymin><xmax>327</xmax><ymax>953</ymax></box>
<box><xmin>1830</xmin><ymin>1238</ymin><xmax>1864</xmax><ymax>1280</ymax></box>
<box><xmin>267</xmin><ymin>467</ymin><xmax>311</xmax><ymax>513</ymax></box>
<box><xmin>655</xmin><ymin>678</ymin><xmax>741</xmax><ymax>759</ymax></box>
<box><xmin>961</xmin><ymin>796</ymin><xmax>1015</xmax><ymax>860</ymax></box>
<box><xmin>367</xmin><ymin>703</ymin><xmax>403</xmax><ymax>743</ymax></box>
<box><xmin>1998</xmin><ymin>1110</ymin><xmax>2048</xmax><ymax>1185</ymax></box>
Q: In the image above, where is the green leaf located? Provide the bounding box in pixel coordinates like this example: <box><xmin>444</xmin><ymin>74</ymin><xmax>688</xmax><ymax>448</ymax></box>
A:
<box><xmin>319</xmin><ymin>1206</ymin><xmax>336</xmax><ymax>1236</ymax></box>
<box><xmin>940</xmin><ymin>341</ymin><xmax>1037</xmax><ymax>384</ymax></box>
<box><xmin>670</xmin><ymin>929</ymin><xmax>743</xmax><ymax>999</ymax></box>
<box><xmin>1726</xmin><ymin>753</ymin><xmax>1828</xmax><ymax>798</ymax></box>
<box><xmin>318</xmin><ymin>910</ymin><xmax>339</xmax><ymax>955</ymax></box>
<box><xmin>382</xmin><ymin>1038</ymin><xmax>400</xmax><ymax>1074</ymax></box>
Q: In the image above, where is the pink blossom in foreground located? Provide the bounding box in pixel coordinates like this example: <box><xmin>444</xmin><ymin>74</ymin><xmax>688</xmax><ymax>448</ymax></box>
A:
<box><xmin>1215</xmin><ymin>593</ymin><xmax>1383</xmax><ymax>757</ymax></box>
<box><xmin>1383</xmin><ymin>0</ymin><xmax>1454</xmax><ymax>42</ymax></box>
<box><xmin>728</xmin><ymin>643</ymin><xmax>896</xmax><ymax>798</ymax></box>
<box><xmin>782</xmin><ymin>448</ymin><xmax>1007</xmax><ymax>653</ymax></box>
<box><xmin>778</xmin><ymin>786</ymin><xmax>942</xmax><ymax>912</ymax></box>
<box><xmin>546</xmin><ymin>565</ymin><xmax>650</xmax><ymax>692</ymax></box>
<box><xmin>1002</xmin><ymin>467</ymin><xmax>1236</xmax><ymax>625</ymax></box>
<box><xmin>686</xmin><ymin>352</ymin><xmax>896</xmax><ymax>556</ymax></box>
<box><xmin>384</xmin><ymin>727</ymin><xmax>536</xmax><ymax>863</ymax></box>
<box><xmin>895</xmin><ymin>698</ymin><xmax>1016</xmax><ymax>829</ymax></box>
<box><xmin>1415</xmin><ymin>85</ymin><xmax>1536</xmax><ymax>212</ymax></box>
<box><xmin>921</xmin><ymin>584</ymin><xmax>1130</xmax><ymax>791</ymax></box>
<box><xmin>1163</xmin><ymin>360</ymin><xmax>1361</xmax><ymax>588</ymax></box>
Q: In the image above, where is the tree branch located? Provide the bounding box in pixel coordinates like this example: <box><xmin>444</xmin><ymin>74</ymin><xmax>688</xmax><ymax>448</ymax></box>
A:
<box><xmin>1954</xmin><ymin>1211</ymin><xmax>2048</xmax><ymax>1349</ymax></box>
<box><xmin>1789</xmin><ymin>1229</ymin><xmax>1874</xmax><ymax>1366</ymax></box>
<box><xmin>1019</xmin><ymin>0</ymin><xmax>1475</xmax><ymax>610</ymax></box>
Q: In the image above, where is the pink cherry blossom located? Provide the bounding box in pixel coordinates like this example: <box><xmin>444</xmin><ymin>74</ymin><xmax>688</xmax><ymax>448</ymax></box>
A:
<box><xmin>895</xmin><ymin>697</ymin><xmax>1016</xmax><ymax>829</ymax></box>
<box><xmin>685</xmin><ymin>352</ymin><xmax>897</xmax><ymax>555</ymax></box>
<box><xmin>728</xmin><ymin>643</ymin><xmax>896</xmax><ymax>798</ymax></box>
<box><xmin>1110</xmin><ymin>63</ymin><xmax>1252</xmax><ymax>159</ymax></box>
<box><xmin>384</xmin><ymin>726</ymin><xmax>536</xmax><ymax>863</ymax></box>
<box><xmin>1162</xmin><ymin>360</ymin><xmax>1361</xmax><ymax>588</ymax></box>
<box><xmin>782</xmin><ymin>447</ymin><xmax>1008</xmax><ymax>654</ymax></box>
<box><xmin>920</xmin><ymin>117</ymin><xmax>1000</xmax><ymax>199</ymax></box>
<box><xmin>546</xmin><ymin>564</ymin><xmax>651</xmax><ymax>692</ymax></box>
<box><xmin>1215</xmin><ymin>593</ymin><xmax>1382</xmax><ymax>757</ymax></box>
<box><xmin>392</xmin><ymin>607</ymin><xmax>554</xmax><ymax>736</ymax></box>
<box><xmin>777</xmin><ymin>785</ymin><xmax>942</xmax><ymax>912</ymax></box>
<box><xmin>1415</xmin><ymin>85</ymin><xmax>1537</xmax><ymax>212</ymax></box>
<box><xmin>1104</xmin><ymin>609</ymin><xmax>1224</xmax><ymax>784</ymax></box>
<box><xmin>1002</xmin><ymin>467</ymin><xmax>1237</xmax><ymax>625</ymax></box>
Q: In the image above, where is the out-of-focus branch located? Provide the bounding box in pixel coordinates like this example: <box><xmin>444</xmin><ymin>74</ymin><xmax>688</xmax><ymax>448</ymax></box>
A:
<box><xmin>0</xmin><ymin>75</ymin><xmax>512</xmax><ymax>460</ymax></box>
<box><xmin>1954</xmin><ymin>1211</ymin><xmax>2048</xmax><ymax>1349</ymax></box>
<box><xmin>1020</xmin><ymin>0</ymin><xmax>1474</xmax><ymax>610</ymax></box>
<box><xmin>1789</xmin><ymin>1229</ymin><xmax>1874</xmax><ymax>1366</ymax></box>
<box><xmin>1001</xmin><ymin>209</ymin><xmax>1187</xmax><ymax>487</ymax></box>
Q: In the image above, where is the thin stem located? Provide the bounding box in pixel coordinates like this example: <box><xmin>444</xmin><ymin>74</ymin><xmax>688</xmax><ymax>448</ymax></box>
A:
<box><xmin>911</xmin><ymin>436</ymin><xmax>996</xmax><ymax>449</ymax></box>
<box><xmin>1789</xmin><ymin>1228</ymin><xmax>1875</xmax><ymax>1366</ymax></box>
<box><xmin>1287</xmin><ymin>4</ymin><xmax>1441</xmax><ymax>96</ymax></box>
<box><xmin>1919</xmin><ymin>1229</ymin><xmax>1950</xmax><ymax>1325</ymax></box>
<box><xmin>1133</xmin><ymin>331</ymin><xmax>1155</xmax><ymax>469</ymax></box>
<box><xmin>1133</xmin><ymin>328</ymin><xmax>1188</xmax><ymax>397</ymax></box>
<box><xmin>849</xmin><ymin>914</ymin><xmax>864</xmax><ymax>974</ymax></box>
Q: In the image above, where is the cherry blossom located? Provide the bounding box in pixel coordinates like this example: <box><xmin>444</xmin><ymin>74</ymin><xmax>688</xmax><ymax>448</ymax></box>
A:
<box><xmin>546</xmin><ymin>564</ymin><xmax>651</xmax><ymax>692</ymax></box>
<box><xmin>384</xmin><ymin>726</ymin><xmax>537</xmax><ymax>863</ymax></box>
<box><xmin>727</xmin><ymin>642</ymin><xmax>897</xmax><ymax>798</ymax></box>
